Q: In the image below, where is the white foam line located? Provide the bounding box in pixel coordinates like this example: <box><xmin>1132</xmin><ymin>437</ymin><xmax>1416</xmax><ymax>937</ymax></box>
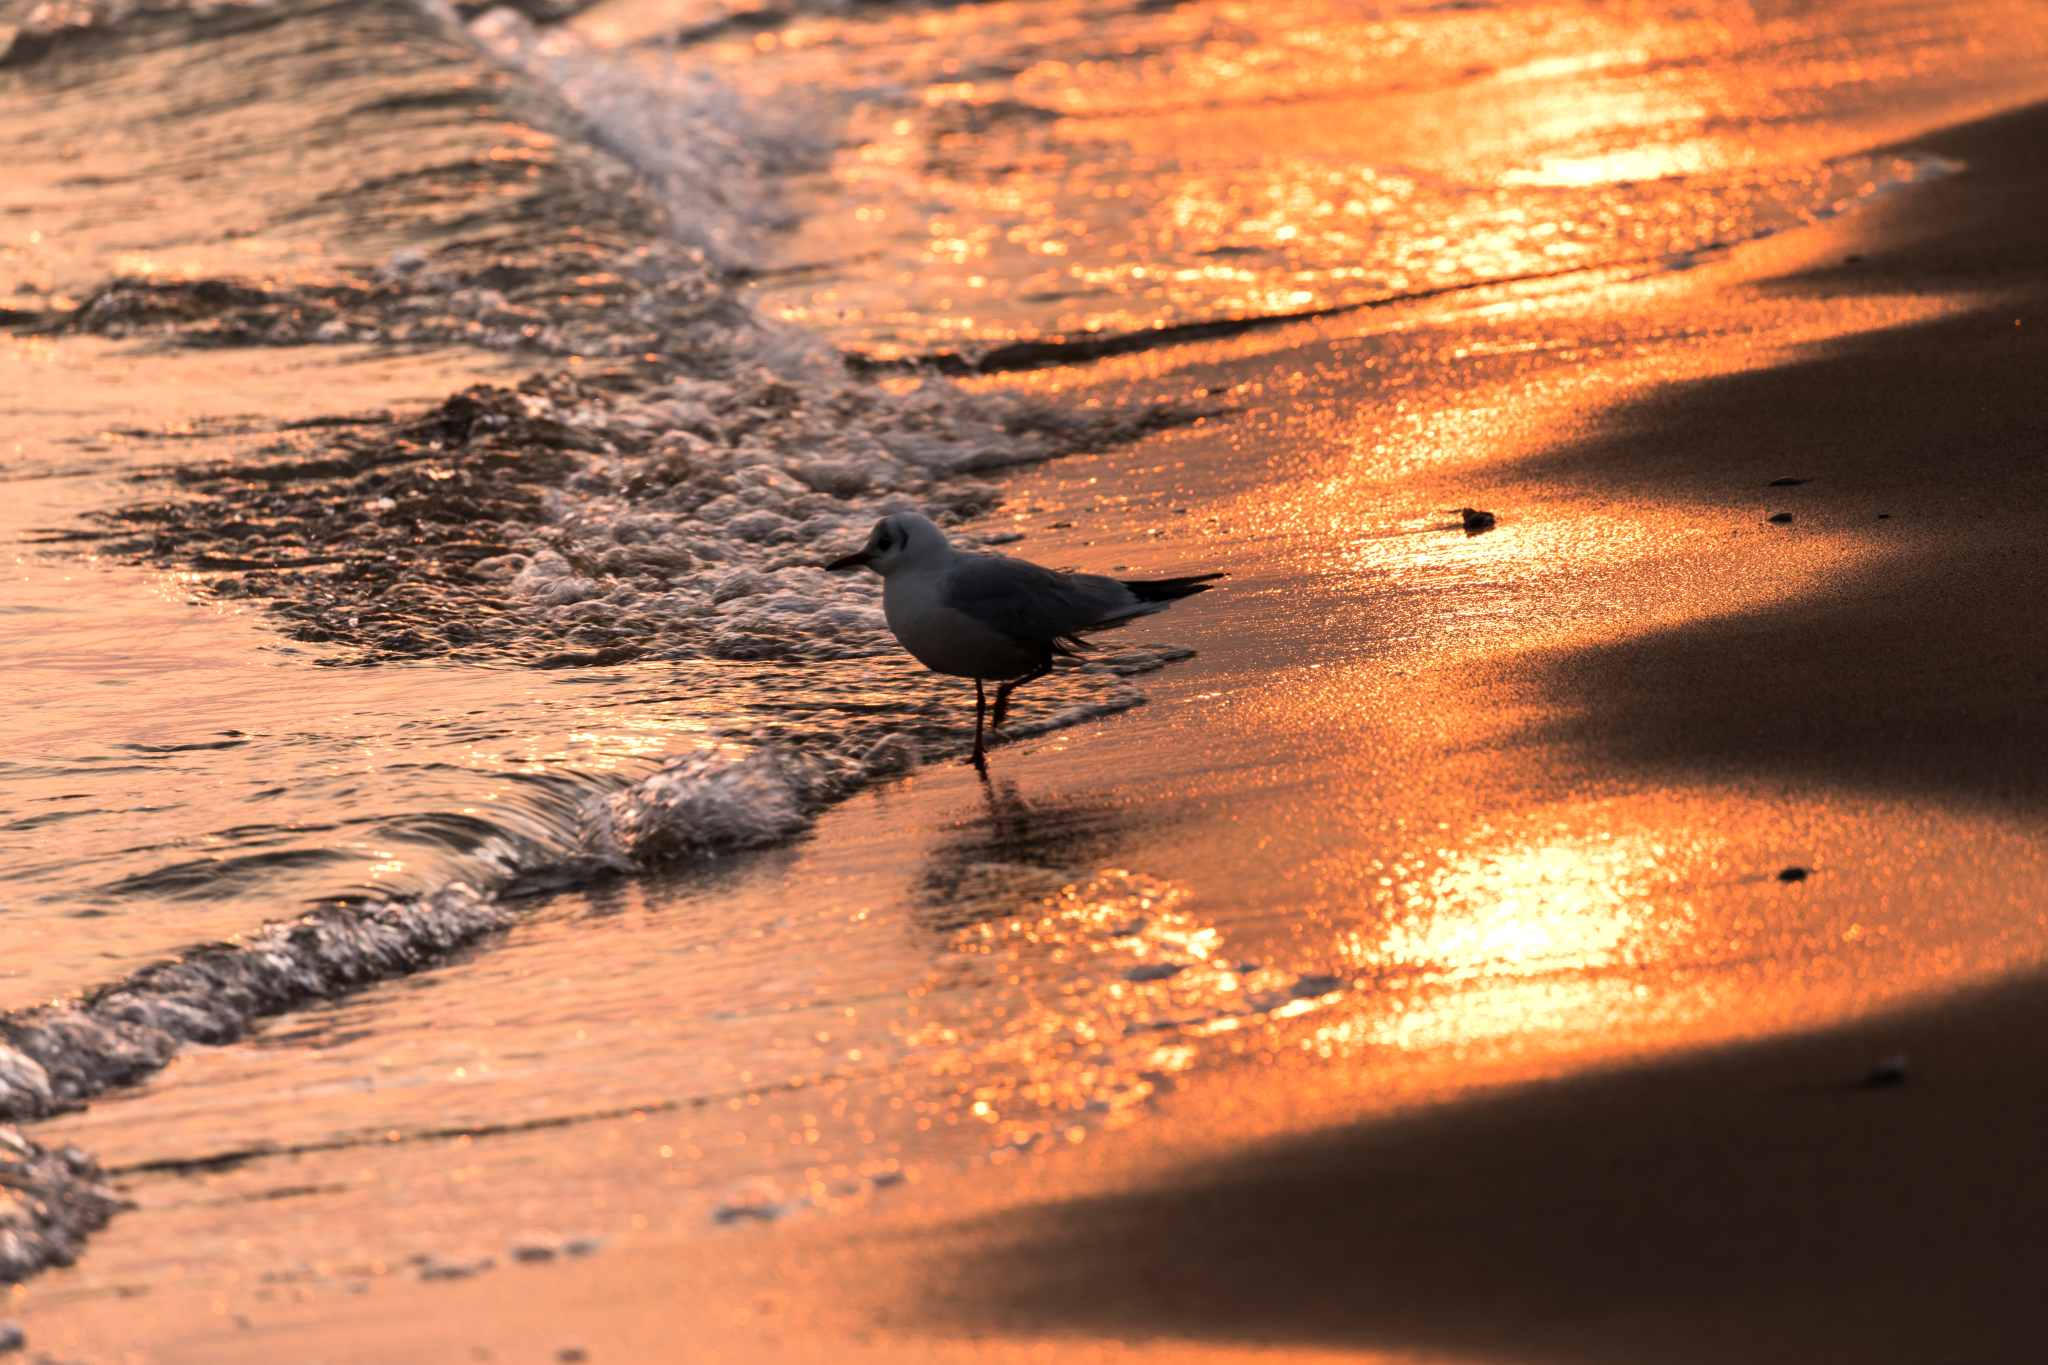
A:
<box><xmin>1</xmin><ymin>884</ymin><xmax>509</xmax><ymax>1124</ymax></box>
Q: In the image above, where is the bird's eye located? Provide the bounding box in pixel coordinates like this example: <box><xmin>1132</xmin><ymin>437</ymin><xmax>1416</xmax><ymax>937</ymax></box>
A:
<box><xmin>876</xmin><ymin>535</ymin><xmax>893</xmax><ymax>551</ymax></box>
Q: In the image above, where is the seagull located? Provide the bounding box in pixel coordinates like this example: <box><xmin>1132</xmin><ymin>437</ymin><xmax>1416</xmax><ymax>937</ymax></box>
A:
<box><xmin>826</xmin><ymin>512</ymin><xmax>1224</xmax><ymax>767</ymax></box>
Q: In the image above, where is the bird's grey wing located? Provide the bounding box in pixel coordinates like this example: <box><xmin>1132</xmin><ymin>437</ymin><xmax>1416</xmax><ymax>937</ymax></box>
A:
<box><xmin>941</xmin><ymin>555</ymin><xmax>1137</xmax><ymax>645</ymax></box>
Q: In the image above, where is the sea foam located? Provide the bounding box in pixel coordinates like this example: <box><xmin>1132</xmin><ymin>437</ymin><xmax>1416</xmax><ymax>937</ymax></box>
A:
<box><xmin>8</xmin><ymin>0</ymin><xmax>1215</xmax><ymax>1287</ymax></box>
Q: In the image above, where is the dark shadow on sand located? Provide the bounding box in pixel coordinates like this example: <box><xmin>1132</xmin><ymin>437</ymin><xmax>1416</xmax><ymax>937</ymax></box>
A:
<box><xmin>1464</xmin><ymin>99</ymin><xmax>2048</xmax><ymax>815</ymax></box>
<box><xmin>911</xmin><ymin>970</ymin><xmax>2048</xmax><ymax>1364</ymax></box>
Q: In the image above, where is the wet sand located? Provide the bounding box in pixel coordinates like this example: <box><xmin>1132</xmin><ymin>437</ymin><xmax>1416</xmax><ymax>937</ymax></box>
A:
<box><xmin>18</xmin><ymin>86</ymin><xmax>2048</xmax><ymax>1365</ymax></box>
<box><xmin>915</xmin><ymin>971</ymin><xmax>2048</xmax><ymax>1365</ymax></box>
<box><xmin>935</xmin><ymin>95</ymin><xmax>2048</xmax><ymax>1364</ymax></box>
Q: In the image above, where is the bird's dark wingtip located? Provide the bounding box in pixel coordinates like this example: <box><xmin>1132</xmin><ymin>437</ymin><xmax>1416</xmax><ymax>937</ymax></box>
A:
<box><xmin>1119</xmin><ymin>570</ymin><xmax>1228</xmax><ymax>602</ymax></box>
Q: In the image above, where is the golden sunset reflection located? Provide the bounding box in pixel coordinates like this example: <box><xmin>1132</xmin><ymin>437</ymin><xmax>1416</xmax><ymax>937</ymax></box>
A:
<box><xmin>898</xmin><ymin>867</ymin><xmax>1349</xmax><ymax>1154</ymax></box>
<box><xmin>22</xmin><ymin>0</ymin><xmax>2048</xmax><ymax>1353</ymax></box>
<box><xmin>865</xmin><ymin>826</ymin><xmax>1723</xmax><ymax>1150</ymax></box>
<box><xmin>1297</xmin><ymin>788</ymin><xmax>2046</xmax><ymax>1073</ymax></box>
<box><xmin>669</xmin><ymin>0</ymin><xmax>2048</xmax><ymax>355</ymax></box>
<box><xmin>886</xmin><ymin>786</ymin><xmax>2048</xmax><ymax>1134</ymax></box>
<box><xmin>1323</xmin><ymin>823</ymin><xmax>1709</xmax><ymax>1058</ymax></box>
<box><xmin>1363</xmin><ymin>831</ymin><xmax>1692</xmax><ymax>979</ymax></box>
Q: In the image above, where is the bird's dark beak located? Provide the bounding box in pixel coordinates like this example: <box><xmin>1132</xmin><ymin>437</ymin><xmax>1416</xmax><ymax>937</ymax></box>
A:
<box><xmin>825</xmin><ymin>550</ymin><xmax>871</xmax><ymax>572</ymax></box>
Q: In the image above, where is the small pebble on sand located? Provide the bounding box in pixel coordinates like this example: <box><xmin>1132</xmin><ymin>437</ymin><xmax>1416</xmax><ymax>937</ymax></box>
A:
<box><xmin>418</xmin><ymin>1255</ymin><xmax>495</xmax><ymax>1281</ymax></box>
<box><xmin>1767</xmin><ymin>512</ymin><xmax>1794</xmax><ymax>523</ymax></box>
<box><xmin>1776</xmin><ymin>866</ymin><xmax>1810</xmax><ymax>882</ymax></box>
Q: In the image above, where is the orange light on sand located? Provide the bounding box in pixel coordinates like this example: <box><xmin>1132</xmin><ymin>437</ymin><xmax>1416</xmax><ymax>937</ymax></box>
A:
<box><xmin>1502</xmin><ymin>152</ymin><xmax>1710</xmax><ymax>187</ymax></box>
<box><xmin>1328</xmin><ymin>826</ymin><xmax>1707</xmax><ymax>1056</ymax></box>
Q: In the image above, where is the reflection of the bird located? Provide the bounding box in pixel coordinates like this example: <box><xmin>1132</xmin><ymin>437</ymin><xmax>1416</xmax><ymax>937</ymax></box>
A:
<box><xmin>915</xmin><ymin>779</ymin><xmax>1130</xmax><ymax>933</ymax></box>
<box><xmin>881</xmin><ymin>780</ymin><xmax>1354</xmax><ymax>1154</ymax></box>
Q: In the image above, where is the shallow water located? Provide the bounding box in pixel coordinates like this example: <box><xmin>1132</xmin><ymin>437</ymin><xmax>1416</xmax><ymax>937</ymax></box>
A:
<box><xmin>29</xmin><ymin>406</ymin><xmax>2048</xmax><ymax>1317</ymax></box>
<box><xmin>561</xmin><ymin>0</ymin><xmax>2048</xmax><ymax>358</ymax></box>
<box><xmin>8</xmin><ymin>0</ymin><xmax>2048</xmax><ymax>1347</ymax></box>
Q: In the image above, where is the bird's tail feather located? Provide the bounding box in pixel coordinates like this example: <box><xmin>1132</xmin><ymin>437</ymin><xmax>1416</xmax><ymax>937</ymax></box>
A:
<box><xmin>1118</xmin><ymin>572</ymin><xmax>1227</xmax><ymax>603</ymax></box>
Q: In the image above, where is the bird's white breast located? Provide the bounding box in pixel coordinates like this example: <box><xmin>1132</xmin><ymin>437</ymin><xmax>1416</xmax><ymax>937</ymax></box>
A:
<box><xmin>883</xmin><ymin>567</ymin><xmax>1043</xmax><ymax>680</ymax></box>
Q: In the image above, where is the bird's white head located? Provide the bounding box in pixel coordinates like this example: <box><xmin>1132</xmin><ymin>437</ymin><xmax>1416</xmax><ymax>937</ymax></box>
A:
<box><xmin>824</xmin><ymin>512</ymin><xmax>951</xmax><ymax>577</ymax></box>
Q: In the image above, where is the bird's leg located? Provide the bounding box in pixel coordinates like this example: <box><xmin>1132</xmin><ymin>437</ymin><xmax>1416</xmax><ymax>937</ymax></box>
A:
<box><xmin>971</xmin><ymin>677</ymin><xmax>989</xmax><ymax>771</ymax></box>
<box><xmin>990</xmin><ymin>659</ymin><xmax>1052</xmax><ymax>730</ymax></box>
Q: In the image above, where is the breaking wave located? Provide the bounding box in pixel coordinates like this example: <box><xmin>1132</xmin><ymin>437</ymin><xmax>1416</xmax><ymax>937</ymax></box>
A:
<box><xmin>0</xmin><ymin>0</ymin><xmax>1229</xmax><ymax>1285</ymax></box>
<box><xmin>0</xmin><ymin>885</ymin><xmax>510</xmax><ymax>1278</ymax></box>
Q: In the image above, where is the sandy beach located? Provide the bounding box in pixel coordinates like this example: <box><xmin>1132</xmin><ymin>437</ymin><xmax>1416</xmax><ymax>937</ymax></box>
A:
<box><xmin>7</xmin><ymin>2</ymin><xmax>2048</xmax><ymax>1362</ymax></box>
